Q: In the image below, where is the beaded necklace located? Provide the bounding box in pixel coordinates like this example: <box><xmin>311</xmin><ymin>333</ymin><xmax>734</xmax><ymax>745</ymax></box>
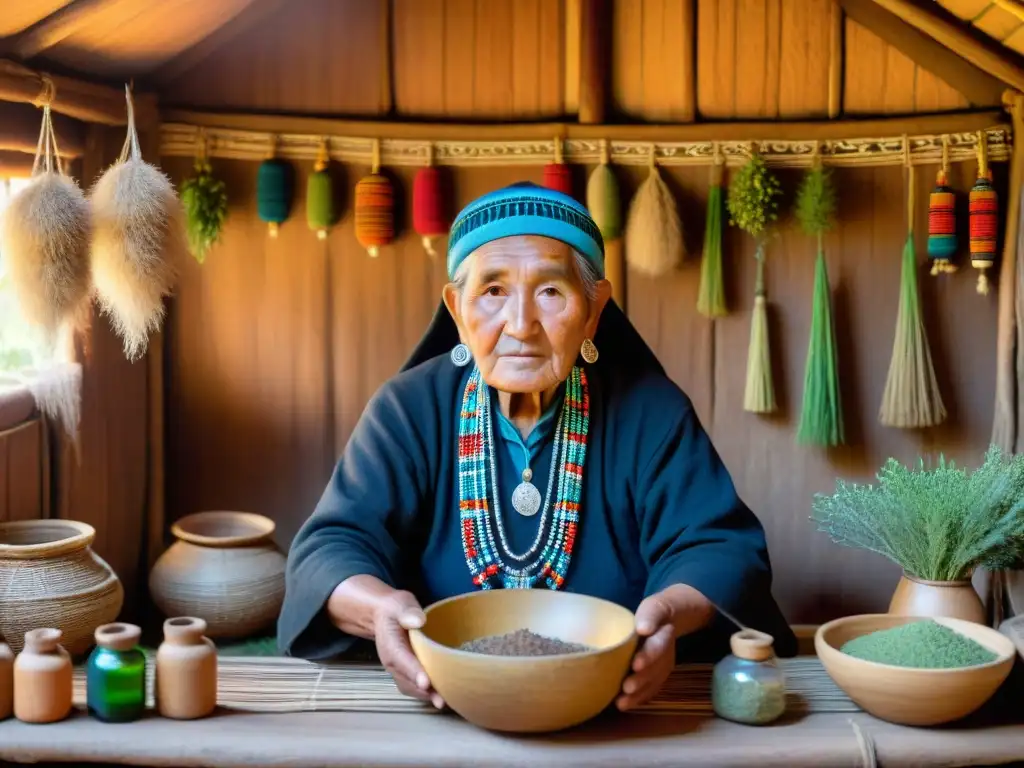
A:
<box><xmin>458</xmin><ymin>365</ymin><xmax>590</xmax><ymax>590</ymax></box>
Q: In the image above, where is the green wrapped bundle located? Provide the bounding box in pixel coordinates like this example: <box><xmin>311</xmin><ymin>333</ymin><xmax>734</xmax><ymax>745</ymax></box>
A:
<box><xmin>697</xmin><ymin>161</ymin><xmax>726</xmax><ymax>317</ymax></box>
<box><xmin>307</xmin><ymin>147</ymin><xmax>336</xmax><ymax>241</ymax></box>
<box><xmin>257</xmin><ymin>158</ymin><xmax>294</xmax><ymax>238</ymax></box>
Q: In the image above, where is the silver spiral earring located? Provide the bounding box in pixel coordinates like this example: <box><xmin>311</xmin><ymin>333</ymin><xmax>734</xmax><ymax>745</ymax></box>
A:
<box><xmin>450</xmin><ymin>343</ymin><xmax>471</xmax><ymax>367</ymax></box>
<box><xmin>581</xmin><ymin>338</ymin><xmax>599</xmax><ymax>364</ymax></box>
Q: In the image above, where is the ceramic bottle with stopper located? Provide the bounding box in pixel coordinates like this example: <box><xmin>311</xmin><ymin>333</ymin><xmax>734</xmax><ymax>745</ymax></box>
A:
<box><xmin>87</xmin><ymin>623</ymin><xmax>146</xmax><ymax>722</ymax></box>
<box><xmin>155</xmin><ymin>616</ymin><xmax>217</xmax><ymax>719</ymax></box>
<box><xmin>13</xmin><ymin>628</ymin><xmax>73</xmax><ymax>724</ymax></box>
<box><xmin>0</xmin><ymin>641</ymin><xmax>12</xmax><ymax>720</ymax></box>
<box><xmin>711</xmin><ymin>629</ymin><xmax>786</xmax><ymax>725</ymax></box>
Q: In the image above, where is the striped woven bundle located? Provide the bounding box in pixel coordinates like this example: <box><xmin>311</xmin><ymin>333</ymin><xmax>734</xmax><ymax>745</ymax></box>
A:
<box><xmin>70</xmin><ymin>656</ymin><xmax>858</xmax><ymax>716</ymax></box>
<box><xmin>969</xmin><ymin>173</ymin><xmax>998</xmax><ymax>294</ymax></box>
<box><xmin>354</xmin><ymin>172</ymin><xmax>395</xmax><ymax>258</ymax></box>
<box><xmin>927</xmin><ymin>168</ymin><xmax>957</xmax><ymax>275</ymax></box>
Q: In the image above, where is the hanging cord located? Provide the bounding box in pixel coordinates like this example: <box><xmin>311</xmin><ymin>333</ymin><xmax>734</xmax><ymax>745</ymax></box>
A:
<box><xmin>940</xmin><ymin>134</ymin><xmax>950</xmax><ymax>179</ymax></box>
<box><xmin>31</xmin><ymin>104</ymin><xmax>65</xmax><ymax>178</ymax></box>
<box><xmin>648</xmin><ymin>142</ymin><xmax>657</xmax><ymax>170</ymax></box>
<box><xmin>118</xmin><ymin>83</ymin><xmax>141</xmax><ymax>164</ymax></box>
<box><xmin>371</xmin><ymin>138</ymin><xmax>381</xmax><ymax>175</ymax></box>
<box><xmin>599</xmin><ymin>138</ymin><xmax>609</xmax><ymax>166</ymax></box>
<box><xmin>267</xmin><ymin>133</ymin><xmax>278</xmax><ymax>161</ymax></box>
<box><xmin>813</xmin><ymin>141</ymin><xmax>824</xmax><ymax>254</ymax></box>
<box><xmin>314</xmin><ymin>137</ymin><xmax>330</xmax><ymax>173</ymax></box>
<box><xmin>978</xmin><ymin>128</ymin><xmax>991</xmax><ymax>181</ymax></box>
<box><xmin>903</xmin><ymin>135</ymin><xmax>915</xmax><ymax>236</ymax></box>
<box><xmin>711</xmin><ymin>141</ymin><xmax>724</xmax><ymax>186</ymax></box>
<box><xmin>32</xmin><ymin>73</ymin><xmax>56</xmax><ymax>109</ymax></box>
<box><xmin>554</xmin><ymin>136</ymin><xmax>564</xmax><ymax>165</ymax></box>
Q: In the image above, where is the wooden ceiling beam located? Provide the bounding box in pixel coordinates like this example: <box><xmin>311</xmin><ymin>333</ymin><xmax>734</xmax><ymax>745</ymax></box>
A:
<box><xmin>578</xmin><ymin>0</ymin><xmax>611</xmax><ymax>124</ymax></box>
<box><xmin>151</xmin><ymin>0</ymin><xmax>292</xmax><ymax>86</ymax></box>
<box><xmin>0</xmin><ymin>59</ymin><xmax>157</xmax><ymax>126</ymax></box>
<box><xmin>867</xmin><ymin>0</ymin><xmax>1024</xmax><ymax>93</ymax></box>
<box><xmin>2</xmin><ymin>0</ymin><xmax>113</xmax><ymax>60</ymax></box>
<box><xmin>840</xmin><ymin>0</ymin><xmax>1006</xmax><ymax>105</ymax></box>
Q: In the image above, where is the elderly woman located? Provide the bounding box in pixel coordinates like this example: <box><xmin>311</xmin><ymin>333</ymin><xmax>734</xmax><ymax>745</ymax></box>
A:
<box><xmin>278</xmin><ymin>182</ymin><xmax>795</xmax><ymax>711</ymax></box>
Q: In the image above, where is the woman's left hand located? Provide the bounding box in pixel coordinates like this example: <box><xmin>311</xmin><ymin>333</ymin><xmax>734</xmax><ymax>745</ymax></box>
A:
<box><xmin>616</xmin><ymin>584</ymin><xmax>715</xmax><ymax>711</ymax></box>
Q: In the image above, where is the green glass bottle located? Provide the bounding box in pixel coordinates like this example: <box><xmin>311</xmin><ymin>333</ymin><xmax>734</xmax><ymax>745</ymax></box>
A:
<box><xmin>86</xmin><ymin>623</ymin><xmax>146</xmax><ymax>723</ymax></box>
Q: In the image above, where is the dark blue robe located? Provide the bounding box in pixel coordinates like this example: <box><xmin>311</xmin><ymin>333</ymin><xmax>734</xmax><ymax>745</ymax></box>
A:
<box><xmin>277</xmin><ymin>351</ymin><xmax>796</xmax><ymax>662</ymax></box>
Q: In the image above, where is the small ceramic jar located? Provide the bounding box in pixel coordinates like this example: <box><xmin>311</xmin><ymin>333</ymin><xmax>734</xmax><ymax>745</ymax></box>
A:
<box><xmin>13</xmin><ymin>628</ymin><xmax>73</xmax><ymax>724</ymax></box>
<box><xmin>155</xmin><ymin>617</ymin><xmax>217</xmax><ymax>720</ymax></box>
<box><xmin>87</xmin><ymin>623</ymin><xmax>147</xmax><ymax>722</ymax></box>
<box><xmin>0</xmin><ymin>642</ymin><xmax>13</xmax><ymax>720</ymax></box>
<box><xmin>711</xmin><ymin>629</ymin><xmax>786</xmax><ymax>725</ymax></box>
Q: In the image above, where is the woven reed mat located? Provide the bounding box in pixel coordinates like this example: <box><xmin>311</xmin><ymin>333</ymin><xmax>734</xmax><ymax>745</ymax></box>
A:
<box><xmin>72</xmin><ymin>656</ymin><xmax>859</xmax><ymax>716</ymax></box>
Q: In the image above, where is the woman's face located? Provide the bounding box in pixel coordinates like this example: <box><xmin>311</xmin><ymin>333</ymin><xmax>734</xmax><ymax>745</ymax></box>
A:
<box><xmin>444</xmin><ymin>235</ymin><xmax>610</xmax><ymax>394</ymax></box>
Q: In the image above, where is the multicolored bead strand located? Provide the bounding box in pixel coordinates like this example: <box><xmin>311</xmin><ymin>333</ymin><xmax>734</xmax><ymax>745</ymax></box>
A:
<box><xmin>969</xmin><ymin>131</ymin><xmax>998</xmax><ymax>295</ymax></box>
<box><xmin>457</xmin><ymin>365</ymin><xmax>590</xmax><ymax>590</ymax></box>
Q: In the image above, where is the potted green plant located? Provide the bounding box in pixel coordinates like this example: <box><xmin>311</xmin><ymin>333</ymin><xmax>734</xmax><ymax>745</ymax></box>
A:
<box><xmin>811</xmin><ymin>445</ymin><xmax>1024</xmax><ymax>623</ymax></box>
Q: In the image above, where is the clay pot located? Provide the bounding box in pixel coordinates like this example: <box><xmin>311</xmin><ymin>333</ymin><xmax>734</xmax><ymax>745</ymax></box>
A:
<box><xmin>14</xmin><ymin>628</ymin><xmax>73</xmax><ymax>723</ymax></box>
<box><xmin>155</xmin><ymin>617</ymin><xmax>217</xmax><ymax>720</ymax></box>
<box><xmin>889</xmin><ymin>573</ymin><xmax>986</xmax><ymax>624</ymax></box>
<box><xmin>149</xmin><ymin>511</ymin><xmax>286</xmax><ymax>638</ymax></box>
<box><xmin>0</xmin><ymin>520</ymin><xmax>124</xmax><ymax>655</ymax></box>
<box><xmin>0</xmin><ymin>642</ymin><xmax>12</xmax><ymax>720</ymax></box>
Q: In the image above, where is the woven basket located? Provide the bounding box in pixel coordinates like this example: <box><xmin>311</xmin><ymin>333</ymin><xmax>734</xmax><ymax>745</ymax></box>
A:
<box><xmin>149</xmin><ymin>511</ymin><xmax>286</xmax><ymax>639</ymax></box>
<box><xmin>0</xmin><ymin>520</ymin><xmax>124</xmax><ymax>656</ymax></box>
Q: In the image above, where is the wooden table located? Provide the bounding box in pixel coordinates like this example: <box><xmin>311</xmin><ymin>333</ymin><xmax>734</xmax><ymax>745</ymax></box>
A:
<box><xmin>2</xmin><ymin>707</ymin><xmax>1024</xmax><ymax>767</ymax></box>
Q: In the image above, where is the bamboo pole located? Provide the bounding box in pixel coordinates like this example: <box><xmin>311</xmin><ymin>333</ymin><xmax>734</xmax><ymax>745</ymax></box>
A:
<box><xmin>0</xmin><ymin>59</ymin><xmax>158</xmax><ymax>126</ymax></box>
<box><xmin>993</xmin><ymin>89</ymin><xmax>1024</xmax><ymax>454</ymax></box>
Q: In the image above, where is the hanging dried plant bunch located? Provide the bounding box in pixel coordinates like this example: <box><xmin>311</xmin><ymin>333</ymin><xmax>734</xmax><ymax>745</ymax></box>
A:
<box><xmin>90</xmin><ymin>87</ymin><xmax>186</xmax><ymax>362</ymax></box>
<box><xmin>727</xmin><ymin>152</ymin><xmax>782</xmax><ymax>240</ymax></box>
<box><xmin>181</xmin><ymin>155</ymin><xmax>228</xmax><ymax>264</ymax></box>
<box><xmin>795</xmin><ymin>164</ymin><xmax>837</xmax><ymax>238</ymax></box>
<box><xmin>0</xmin><ymin>105</ymin><xmax>91</xmax><ymax>342</ymax></box>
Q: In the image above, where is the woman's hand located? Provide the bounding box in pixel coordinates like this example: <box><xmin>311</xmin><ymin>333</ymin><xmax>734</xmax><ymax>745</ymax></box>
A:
<box><xmin>373</xmin><ymin>590</ymin><xmax>445</xmax><ymax>709</ymax></box>
<box><xmin>616</xmin><ymin>584</ymin><xmax>715</xmax><ymax>711</ymax></box>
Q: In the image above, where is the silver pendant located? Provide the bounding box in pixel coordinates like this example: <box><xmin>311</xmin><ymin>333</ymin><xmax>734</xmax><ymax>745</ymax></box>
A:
<box><xmin>511</xmin><ymin>468</ymin><xmax>542</xmax><ymax>517</ymax></box>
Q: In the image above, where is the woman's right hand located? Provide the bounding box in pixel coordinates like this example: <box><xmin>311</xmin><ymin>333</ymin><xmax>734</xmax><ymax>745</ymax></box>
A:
<box><xmin>373</xmin><ymin>590</ymin><xmax>445</xmax><ymax>710</ymax></box>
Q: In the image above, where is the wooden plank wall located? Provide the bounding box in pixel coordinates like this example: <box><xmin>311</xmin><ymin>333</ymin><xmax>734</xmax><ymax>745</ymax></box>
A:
<box><xmin>155</xmin><ymin>0</ymin><xmax>993</xmax><ymax>118</ymax></box>
<box><xmin>0</xmin><ymin>418</ymin><xmax>44</xmax><ymax>523</ymax></box>
<box><xmin>151</xmin><ymin>0</ymin><xmax>1005</xmax><ymax>624</ymax></box>
<box><xmin>160</xmin><ymin>152</ymin><xmax>1002</xmax><ymax>625</ymax></box>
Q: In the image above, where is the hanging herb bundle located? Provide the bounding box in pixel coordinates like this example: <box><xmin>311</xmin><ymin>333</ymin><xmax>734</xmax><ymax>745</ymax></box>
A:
<box><xmin>625</xmin><ymin>146</ymin><xmax>684</xmax><ymax>278</ymax></box>
<box><xmin>795</xmin><ymin>161</ymin><xmax>843</xmax><ymax>446</ymax></box>
<box><xmin>879</xmin><ymin>160</ymin><xmax>946</xmax><ymax>428</ymax></box>
<box><xmin>180</xmin><ymin>149</ymin><xmax>228</xmax><ymax>264</ymax></box>
<box><xmin>727</xmin><ymin>152</ymin><xmax>782</xmax><ymax>414</ymax></box>
<box><xmin>697</xmin><ymin>153</ymin><xmax>726</xmax><ymax>318</ymax></box>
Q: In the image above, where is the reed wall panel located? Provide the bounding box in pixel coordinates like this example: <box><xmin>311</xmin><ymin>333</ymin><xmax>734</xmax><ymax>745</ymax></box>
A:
<box><xmin>160</xmin><ymin>154</ymin><xmax>1002</xmax><ymax>626</ymax></box>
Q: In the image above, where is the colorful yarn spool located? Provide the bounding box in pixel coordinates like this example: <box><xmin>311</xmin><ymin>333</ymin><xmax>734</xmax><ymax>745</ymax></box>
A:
<box><xmin>969</xmin><ymin>133</ymin><xmax>998</xmax><ymax>295</ymax></box>
<box><xmin>927</xmin><ymin>167</ymin><xmax>957</xmax><ymax>275</ymax></box>
<box><xmin>542</xmin><ymin>137</ymin><xmax>573</xmax><ymax>197</ymax></box>
<box><xmin>306</xmin><ymin>139</ymin><xmax>335</xmax><ymax>241</ymax></box>
<box><xmin>354</xmin><ymin>139</ymin><xmax>394</xmax><ymax>258</ymax></box>
<box><xmin>257</xmin><ymin>157</ymin><xmax>293</xmax><ymax>238</ymax></box>
<box><xmin>412</xmin><ymin>157</ymin><xmax>449</xmax><ymax>257</ymax></box>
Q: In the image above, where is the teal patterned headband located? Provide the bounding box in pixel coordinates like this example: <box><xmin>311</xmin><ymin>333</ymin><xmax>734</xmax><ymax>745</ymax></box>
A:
<box><xmin>446</xmin><ymin>182</ymin><xmax>605</xmax><ymax>279</ymax></box>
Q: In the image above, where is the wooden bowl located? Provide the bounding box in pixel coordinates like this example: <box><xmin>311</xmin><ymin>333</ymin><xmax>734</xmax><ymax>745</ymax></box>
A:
<box><xmin>815</xmin><ymin>614</ymin><xmax>1015</xmax><ymax>726</ymax></box>
<box><xmin>409</xmin><ymin>590</ymin><xmax>637</xmax><ymax>733</ymax></box>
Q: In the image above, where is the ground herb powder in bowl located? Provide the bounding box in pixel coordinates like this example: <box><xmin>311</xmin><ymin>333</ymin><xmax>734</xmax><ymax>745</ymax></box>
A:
<box><xmin>841</xmin><ymin>620</ymin><xmax>998</xmax><ymax>668</ymax></box>
<box><xmin>459</xmin><ymin>629</ymin><xmax>591</xmax><ymax>657</ymax></box>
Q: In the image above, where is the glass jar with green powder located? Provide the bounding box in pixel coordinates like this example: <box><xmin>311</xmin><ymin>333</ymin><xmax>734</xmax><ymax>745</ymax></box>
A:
<box><xmin>712</xmin><ymin>630</ymin><xmax>786</xmax><ymax>725</ymax></box>
<box><xmin>86</xmin><ymin>623</ymin><xmax>146</xmax><ymax>722</ymax></box>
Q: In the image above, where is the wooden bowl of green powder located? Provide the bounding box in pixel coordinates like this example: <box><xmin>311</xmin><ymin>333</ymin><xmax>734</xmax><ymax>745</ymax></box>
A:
<box><xmin>816</xmin><ymin>614</ymin><xmax>1015</xmax><ymax>726</ymax></box>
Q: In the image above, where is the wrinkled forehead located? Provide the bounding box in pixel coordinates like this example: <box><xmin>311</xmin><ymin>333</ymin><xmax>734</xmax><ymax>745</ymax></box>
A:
<box><xmin>463</xmin><ymin>236</ymin><xmax>575</xmax><ymax>281</ymax></box>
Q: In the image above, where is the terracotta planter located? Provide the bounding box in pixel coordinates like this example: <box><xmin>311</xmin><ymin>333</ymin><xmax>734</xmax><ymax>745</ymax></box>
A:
<box><xmin>149</xmin><ymin>511</ymin><xmax>286</xmax><ymax>638</ymax></box>
<box><xmin>888</xmin><ymin>573</ymin><xmax>986</xmax><ymax>624</ymax></box>
<box><xmin>0</xmin><ymin>520</ymin><xmax>124</xmax><ymax>656</ymax></box>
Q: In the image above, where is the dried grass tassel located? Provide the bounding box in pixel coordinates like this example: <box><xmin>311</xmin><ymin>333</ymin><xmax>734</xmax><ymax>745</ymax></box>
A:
<box><xmin>625</xmin><ymin>145</ymin><xmax>684</xmax><ymax>278</ymax></box>
<box><xmin>90</xmin><ymin>85</ymin><xmax>185</xmax><ymax>362</ymax></box>
<box><xmin>879</xmin><ymin>159</ymin><xmax>947</xmax><ymax>428</ymax></box>
<box><xmin>0</xmin><ymin>103</ymin><xmax>91</xmax><ymax>344</ymax></box>
<box><xmin>796</xmin><ymin>160</ymin><xmax>843</xmax><ymax>446</ymax></box>
<box><xmin>697</xmin><ymin>152</ymin><xmax>726</xmax><ymax>317</ymax></box>
<box><xmin>728</xmin><ymin>151</ymin><xmax>781</xmax><ymax>414</ymax></box>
